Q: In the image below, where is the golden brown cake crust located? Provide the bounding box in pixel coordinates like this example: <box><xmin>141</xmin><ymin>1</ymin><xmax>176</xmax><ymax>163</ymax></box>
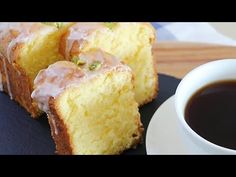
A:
<box><xmin>48</xmin><ymin>97</ymin><xmax>73</xmax><ymax>155</ymax></box>
<box><xmin>0</xmin><ymin>55</ymin><xmax>41</xmax><ymax>118</ymax></box>
<box><xmin>0</xmin><ymin>23</ymin><xmax>53</xmax><ymax>118</ymax></box>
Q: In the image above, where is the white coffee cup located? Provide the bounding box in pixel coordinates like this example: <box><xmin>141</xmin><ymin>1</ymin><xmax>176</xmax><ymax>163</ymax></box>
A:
<box><xmin>175</xmin><ymin>59</ymin><xmax>236</xmax><ymax>154</ymax></box>
<box><xmin>210</xmin><ymin>22</ymin><xmax>236</xmax><ymax>40</ymax></box>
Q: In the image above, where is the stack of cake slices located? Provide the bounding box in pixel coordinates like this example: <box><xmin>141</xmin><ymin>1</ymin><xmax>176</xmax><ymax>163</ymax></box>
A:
<box><xmin>0</xmin><ymin>22</ymin><xmax>157</xmax><ymax>154</ymax></box>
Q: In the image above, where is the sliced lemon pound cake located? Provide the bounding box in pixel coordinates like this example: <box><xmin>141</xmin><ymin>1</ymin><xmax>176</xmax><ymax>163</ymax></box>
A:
<box><xmin>60</xmin><ymin>22</ymin><xmax>158</xmax><ymax>106</ymax></box>
<box><xmin>0</xmin><ymin>22</ymin><xmax>72</xmax><ymax>117</ymax></box>
<box><xmin>32</xmin><ymin>49</ymin><xmax>143</xmax><ymax>154</ymax></box>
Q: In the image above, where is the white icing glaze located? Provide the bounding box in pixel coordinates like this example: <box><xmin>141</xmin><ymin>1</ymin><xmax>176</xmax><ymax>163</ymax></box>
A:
<box><xmin>32</xmin><ymin>49</ymin><xmax>130</xmax><ymax>113</ymax></box>
<box><xmin>32</xmin><ymin>62</ymin><xmax>84</xmax><ymax>112</ymax></box>
<box><xmin>0</xmin><ymin>22</ymin><xmax>56</xmax><ymax>63</ymax></box>
<box><xmin>0</xmin><ymin>23</ymin><xmax>33</xmax><ymax>63</ymax></box>
<box><xmin>65</xmin><ymin>23</ymin><xmax>106</xmax><ymax>59</ymax></box>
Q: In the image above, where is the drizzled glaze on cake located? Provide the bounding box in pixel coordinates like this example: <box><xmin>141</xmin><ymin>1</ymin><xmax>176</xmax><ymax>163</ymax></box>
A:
<box><xmin>31</xmin><ymin>49</ymin><xmax>131</xmax><ymax>113</ymax></box>
<box><xmin>0</xmin><ymin>23</ymin><xmax>56</xmax><ymax>63</ymax></box>
<box><xmin>0</xmin><ymin>23</ymin><xmax>57</xmax><ymax>99</ymax></box>
<box><xmin>32</xmin><ymin>61</ymin><xmax>84</xmax><ymax>112</ymax></box>
<box><xmin>64</xmin><ymin>23</ymin><xmax>106</xmax><ymax>59</ymax></box>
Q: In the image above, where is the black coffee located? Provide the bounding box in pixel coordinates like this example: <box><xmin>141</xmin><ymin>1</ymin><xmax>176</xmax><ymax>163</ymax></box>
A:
<box><xmin>185</xmin><ymin>80</ymin><xmax>236</xmax><ymax>150</ymax></box>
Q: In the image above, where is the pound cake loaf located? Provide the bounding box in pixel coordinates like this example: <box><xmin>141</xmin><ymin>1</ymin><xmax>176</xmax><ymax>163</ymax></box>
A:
<box><xmin>32</xmin><ymin>49</ymin><xmax>143</xmax><ymax>154</ymax></box>
<box><xmin>0</xmin><ymin>22</ymin><xmax>72</xmax><ymax>117</ymax></box>
<box><xmin>60</xmin><ymin>22</ymin><xmax>157</xmax><ymax>106</ymax></box>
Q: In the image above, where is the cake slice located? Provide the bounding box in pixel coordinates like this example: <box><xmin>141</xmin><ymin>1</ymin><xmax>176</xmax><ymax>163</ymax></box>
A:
<box><xmin>0</xmin><ymin>22</ymin><xmax>73</xmax><ymax>117</ymax></box>
<box><xmin>59</xmin><ymin>22</ymin><xmax>158</xmax><ymax>106</ymax></box>
<box><xmin>32</xmin><ymin>49</ymin><xmax>143</xmax><ymax>154</ymax></box>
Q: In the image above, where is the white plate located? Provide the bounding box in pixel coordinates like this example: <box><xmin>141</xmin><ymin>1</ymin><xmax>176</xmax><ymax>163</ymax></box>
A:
<box><xmin>146</xmin><ymin>95</ymin><xmax>208</xmax><ymax>154</ymax></box>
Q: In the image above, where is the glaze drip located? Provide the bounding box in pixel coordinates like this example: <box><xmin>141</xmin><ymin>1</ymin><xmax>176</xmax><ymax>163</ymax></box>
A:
<box><xmin>64</xmin><ymin>23</ymin><xmax>105</xmax><ymax>59</ymax></box>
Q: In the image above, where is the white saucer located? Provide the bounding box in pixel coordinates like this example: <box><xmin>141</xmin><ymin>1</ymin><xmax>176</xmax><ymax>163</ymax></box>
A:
<box><xmin>146</xmin><ymin>95</ymin><xmax>208</xmax><ymax>154</ymax></box>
